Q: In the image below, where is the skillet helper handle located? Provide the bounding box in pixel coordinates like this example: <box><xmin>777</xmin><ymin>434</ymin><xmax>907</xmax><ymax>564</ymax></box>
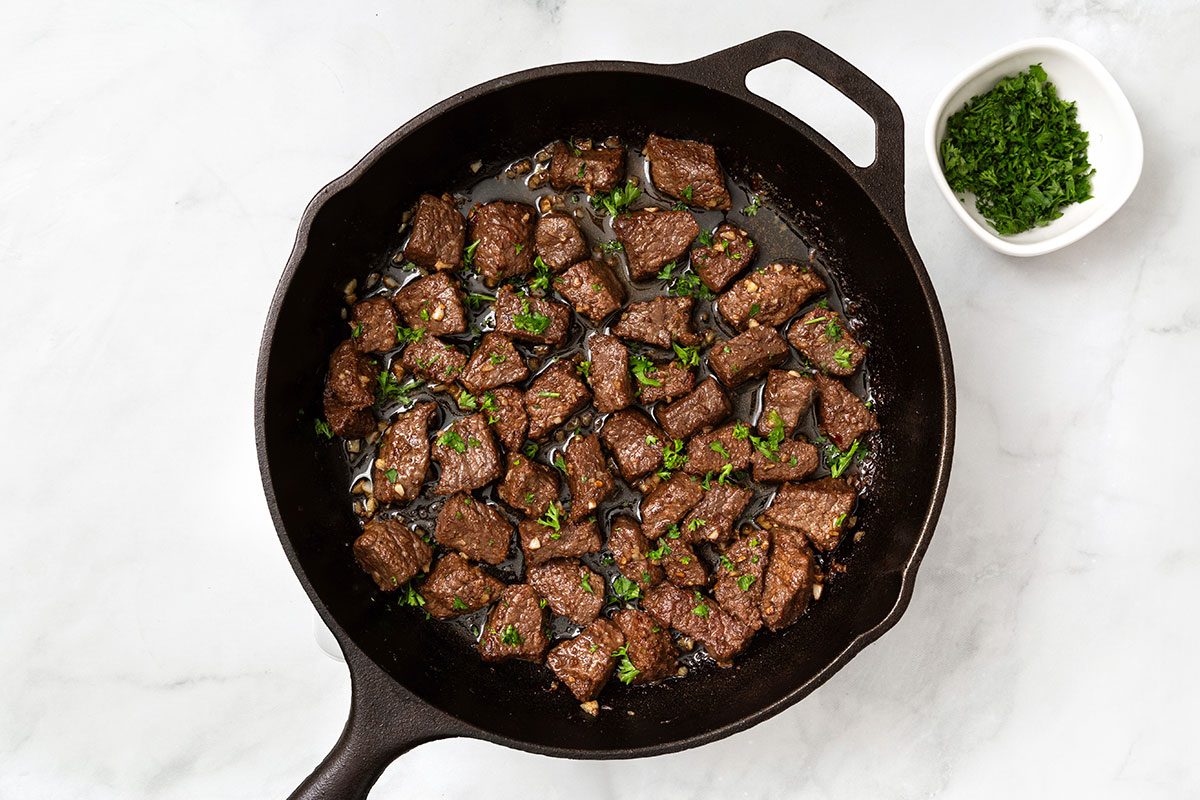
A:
<box><xmin>685</xmin><ymin>30</ymin><xmax>907</xmax><ymax>225</ymax></box>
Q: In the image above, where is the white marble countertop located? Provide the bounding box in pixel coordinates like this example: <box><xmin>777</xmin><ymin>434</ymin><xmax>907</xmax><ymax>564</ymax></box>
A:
<box><xmin>2</xmin><ymin>1</ymin><xmax>1197</xmax><ymax>797</ymax></box>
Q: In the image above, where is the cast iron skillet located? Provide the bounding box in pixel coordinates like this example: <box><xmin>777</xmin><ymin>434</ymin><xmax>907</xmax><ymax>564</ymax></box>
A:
<box><xmin>255</xmin><ymin>31</ymin><xmax>955</xmax><ymax>800</ymax></box>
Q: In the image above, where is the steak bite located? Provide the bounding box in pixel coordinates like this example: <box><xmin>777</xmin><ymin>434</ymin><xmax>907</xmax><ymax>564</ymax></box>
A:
<box><xmin>353</xmin><ymin>518</ymin><xmax>434</xmax><ymax>591</ymax></box>
<box><xmin>497</xmin><ymin>454</ymin><xmax>560</xmax><ymax>518</ymax></box>
<box><xmin>612</xmin><ymin>296</ymin><xmax>701</xmax><ymax>350</ymax></box>
<box><xmin>642</xmin><ymin>583</ymin><xmax>753</xmax><ymax>664</ymax></box>
<box><xmin>813</xmin><ymin>373</ymin><xmax>878</xmax><ymax>450</ymax></box>
<box><xmin>351</xmin><ymin>297</ymin><xmax>400</xmax><ymax>353</ymax></box>
<box><xmin>713</xmin><ymin>531</ymin><xmax>770</xmax><ymax>631</ymax></box>
<box><xmin>403</xmin><ymin>193</ymin><xmax>465</xmax><ymax>270</ymax></box>
<box><xmin>546</xmin><ymin>618</ymin><xmax>625</xmax><ymax>702</ymax></box>
<box><xmin>638</xmin><ymin>360</ymin><xmax>695</xmax><ymax>405</ymax></box>
<box><xmin>519</xmin><ymin>514</ymin><xmax>603</xmax><ymax>567</ymax></box>
<box><xmin>763</xmin><ymin>477</ymin><xmax>857</xmax><ymax>553</ymax></box>
<box><xmin>751</xmin><ymin>439</ymin><xmax>820</xmax><ymax>483</ymax></box>
<box><xmin>683</xmin><ymin>482</ymin><xmax>752</xmax><ymax>546</ymax></box>
<box><xmin>487</xmin><ymin>387</ymin><xmax>528</xmax><ymax>452</ymax></box>
<box><xmin>535</xmin><ymin>211</ymin><xmax>589</xmax><ymax>271</ymax></box>
<box><xmin>435</xmin><ymin>493</ymin><xmax>514</xmax><ymax>565</ymax></box>
<box><xmin>639</xmin><ymin>473</ymin><xmax>704</xmax><ymax>540</ymax></box>
<box><xmin>555</xmin><ymin>259</ymin><xmax>625</xmax><ymax>321</ymax></box>
<box><xmin>708</xmin><ymin>326</ymin><xmax>789</xmax><ymax>388</ymax></box>
<box><xmin>599</xmin><ymin>409</ymin><xmax>665</xmax><ymax>481</ymax></box>
<box><xmin>373</xmin><ymin>401</ymin><xmax>437</xmax><ymax>504</ymax></box>
<box><xmin>478</xmin><ymin>584</ymin><xmax>549</xmax><ymax>663</ymax></box>
<box><xmin>327</xmin><ymin>339</ymin><xmax>376</xmax><ymax>410</ymax></box>
<box><xmin>613</xmin><ymin>608</ymin><xmax>678</xmax><ymax>684</ymax></box>
<box><xmin>684</xmin><ymin>422</ymin><xmax>753</xmax><ymax>477</ymax></box>
<box><xmin>692</xmin><ymin>223</ymin><xmax>755</xmax><ymax>292</ymax></box>
<box><xmin>468</xmin><ymin>201</ymin><xmax>536</xmax><ymax>284</ymax></box>
<box><xmin>661</xmin><ymin>539</ymin><xmax>708</xmax><ymax>588</ymax></box>
<box><xmin>399</xmin><ymin>336</ymin><xmax>466</xmax><ymax>384</ymax></box>
<box><xmin>643</xmin><ymin>133</ymin><xmax>732</xmax><ymax>210</ymax></box>
<box><xmin>759</xmin><ymin>370</ymin><xmax>816</xmax><ymax>437</ymax></box>
<box><xmin>528</xmin><ymin>558</ymin><xmax>605</xmax><ymax>625</ymax></box>
<box><xmin>421</xmin><ymin>552</ymin><xmax>505</xmax><ymax>619</ymax></box>
<box><xmin>493</xmin><ymin>286</ymin><xmax>571</xmax><ymax>347</ymax></box>
<box><xmin>393</xmin><ymin>272</ymin><xmax>467</xmax><ymax>337</ymax></box>
<box><xmin>718</xmin><ymin>261</ymin><xmax>826</xmax><ymax>331</ymax></box>
<box><xmin>658</xmin><ymin>378</ymin><xmax>731</xmax><ymax>440</ymax></box>
<box><xmin>547</xmin><ymin>140</ymin><xmax>625</xmax><ymax>194</ymax></box>
<box><xmin>322</xmin><ymin>387</ymin><xmax>375</xmax><ymax>438</ymax></box>
<box><xmin>431</xmin><ymin>413</ymin><xmax>503</xmax><ymax>495</ymax></box>
<box><xmin>608</xmin><ymin>516</ymin><xmax>664</xmax><ymax>591</ymax></box>
<box><xmin>459</xmin><ymin>333</ymin><xmax>529</xmax><ymax>394</ymax></box>
<box><xmin>563</xmin><ymin>434</ymin><xmax>616</xmax><ymax>521</ymax></box>
<box><xmin>586</xmin><ymin>333</ymin><xmax>633</xmax><ymax>414</ymax></box>
<box><xmin>760</xmin><ymin>527</ymin><xmax>817</xmax><ymax>631</ymax></box>
<box><xmin>788</xmin><ymin>309</ymin><xmax>866</xmax><ymax>376</ymax></box>
<box><xmin>612</xmin><ymin>209</ymin><xmax>700</xmax><ymax>281</ymax></box>
<box><xmin>524</xmin><ymin>360</ymin><xmax>591</xmax><ymax>441</ymax></box>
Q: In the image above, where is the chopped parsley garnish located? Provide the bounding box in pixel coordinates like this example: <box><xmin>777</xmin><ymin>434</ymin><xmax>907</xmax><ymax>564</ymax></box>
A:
<box><xmin>687</xmin><ymin>518</ymin><xmax>706</xmax><ymax>533</ymax></box>
<box><xmin>579</xmin><ymin>570</ymin><xmax>593</xmax><ymax>594</ymax></box>
<box><xmin>451</xmin><ymin>596</ymin><xmax>468</xmax><ymax>611</ymax></box>
<box><xmin>645</xmin><ymin>434</ymin><xmax>659</xmax><ymax>446</ymax></box>
<box><xmin>479</xmin><ymin>392</ymin><xmax>499</xmax><ymax>423</ymax></box>
<box><xmin>732</xmin><ymin>421</ymin><xmax>750</xmax><ymax>440</ymax></box>
<box><xmin>436</xmin><ymin>430</ymin><xmax>468</xmax><ymax>454</ymax></box>
<box><xmin>537</xmin><ymin>390</ymin><xmax>561</xmax><ymax>398</ymax></box>
<box><xmin>834</xmin><ymin>512</ymin><xmax>848</xmax><ymax>528</ymax></box>
<box><xmin>832</xmin><ymin>347</ymin><xmax>854</xmax><ymax>370</ymax></box>
<box><xmin>610</xmin><ymin>575</ymin><xmax>641</xmax><ymax>603</ymax></box>
<box><xmin>709</xmin><ymin>440</ymin><xmax>731</xmax><ymax>459</ymax></box>
<box><xmin>500</xmin><ymin>624</ymin><xmax>523</xmax><ymax>646</ymax></box>
<box><xmin>656</xmin><ymin>261</ymin><xmax>677</xmax><ymax>281</ymax></box>
<box><xmin>748</xmin><ymin>411</ymin><xmax>786</xmax><ymax>462</ymax></box>
<box><xmin>825</xmin><ymin>318</ymin><xmax>843</xmax><ymax>341</ymax></box>
<box><xmin>646</xmin><ymin>539</ymin><xmax>670</xmax><ymax>560</ymax></box>
<box><xmin>488</xmin><ymin>352</ymin><xmax>507</xmax><ymax>365</ymax></box>
<box><xmin>400</xmin><ymin>583</ymin><xmax>425</xmax><ymax>609</ymax></box>
<box><xmin>313</xmin><ymin>419</ymin><xmax>334</xmax><ymax>440</ymax></box>
<box><xmin>656</xmin><ymin>438</ymin><xmax>687</xmax><ymax>479</ymax></box>
<box><xmin>576</xmin><ymin>161</ymin><xmax>587</xmax><ymax>178</ymax></box>
<box><xmin>672</xmin><ymin>342</ymin><xmax>699</xmax><ymax>368</ymax></box>
<box><xmin>666</xmin><ymin>267</ymin><xmax>714</xmax><ymax>301</ymax></box>
<box><xmin>613</xmin><ymin>645</ymin><xmax>640</xmax><ymax>684</ymax></box>
<box><xmin>697</xmin><ymin>228</ymin><xmax>714</xmax><ymax>247</ymax></box>
<box><xmin>419</xmin><ymin>307</ymin><xmax>430</xmax><ymax>322</ymax></box>
<box><xmin>630</xmin><ymin>354</ymin><xmax>662</xmax><ymax>387</ymax></box>
<box><xmin>513</xmin><ymin>243</ymin><xmax>525</xmax><ymax>255</ymax></box>
<box><xmin>457</xmin><ymin>389</ymin><xmax>479</xmax><ymax>411</ymax></box>
<box><xmin>749</xmin><ymin>303</ymin><xmax>761</xmax><ymax>318</ymax></box>
<box><xmin>537</xmin><ymin>502</ymin><xmax>562</xmax><ymax>531</ymax></box>
<box><xmin>512</xmin><ymin>299</ymin><xmax>551</xmax><ymax>335</ymax></box>
<box><xmin>824</xmin><ymin>439</ymin><xmax>862</xmax><ymax>478</ymax></box>
<box><xmin>576</xmin><ymin>360</ymin><xmax>591</xmax><ymax>379</ymax></box>
<box><xmin>465</xmin><ymin>292</ymin><xmax>495</xmax><ymax>310</ymax></box>
<box><xmin>691</xmin><ymin>591</ymin><xmax>710</xmax><ymax>618</ymax></box>
<box><xmin>377</xmin><ymin>370</ymin><xmax>421</xmax><ymax>405</ymax></box>
<box><xmin>384</xmin><ymin>468</ymin><xmax>399</xmax><ymax>484</ymax></box>
<box><xmin>529</xmin><ymin>255</ymin><xmax>551</xmax><ymax>293</ymax></box>
<box><xmin>590</xmin><ymin>180</ymin><xmax>641</xmax><ymax>217</ymax></box>
<box><xmin>351</xmin><ymin>323</ymin><xmax>363</xmax><ymax>338</ymax></box>
<box><xmin>665</xmin><ymin>524</ymin><xmax>682</xmax><ymax>540</ymax></box>
<box><xmin>523</xmin><ymin>441</ymin><xmax>539</xmax><ymax>458</ymax></box>
<box><xmin>463</xmin><ymin>238</ymin><xmax>481</xmax><ymax>268</ymax></box>
<box><xmin>552</xmin><ymin>453</ymin><xmax>567</xmax><ymax>473</ymax></box>
<box><xmin>681</xmin><ymin>184</ymin><xmax>694</xmax><ymax>203</ymax></box>
<box><xmin>742</xmin><ymin>194</ymin><xmax>762</xmax><ymax>216</ymax></box>
<box><xmin>736</xmin><ymin>574</ymin><xmax>756</xmax><ymax>592</ymax></box>
<box><xmin>395</xmin><ymin>325</ymin><xmax>424</xmax><ymax>344</ymax></box>
<box><xmin>600</xmin><ymin>239</ymin><xmax>623</xmax><ymax>253</ymax></box>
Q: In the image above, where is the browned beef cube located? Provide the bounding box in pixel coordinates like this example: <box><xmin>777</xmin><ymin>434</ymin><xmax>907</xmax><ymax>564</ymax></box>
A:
<box><xmin>393</xmin><ymin>272</ymin><xmax>468</xmax><ymax>337</ymax></box>
<box><xmin>608</xmin><ymin>516</ymin><xmax>663</xmax><ymax>591</ymax></box>
<box><xmin>497</xmin><ymin>454</ymin><xmax>559</xmax><ymax>517</ymax></box>
<box><xmin>751</xmin><ymin>439</ymin><xmax>819</xmax><ymax>483</ymax></box>
<box><xmin>718</xmin><ymin>261</ymin><xmax>826</xmax><ymax>331</ymax></box>
<box><xmin>322</xmin><ymin>386</ymin><xmax>375</xmax><ymax>438</ymax></box>
<box><xmin>613</xmin><ymin>608</ymin><xmax>678</xmax><ymax>684</ymax></box>
<box><xmin>327</xmin><ymin>339</ymin><xmax>376</xmax><ymax>410</ymax></box>
<box><xmin>493</xmin><ymin>286</ymin><xmax>571</xmax><ymax>347</ymax></box>
<box><xmin>478</xmin><ymin>584</ymin><xmax>549</xmax><ymax>663</ymax></box>
<box><xmin>713</xmin><ymin>531</ymin><xmax>770</xmax><ymax>631</ymax></box>
<box><xmin>760</xmin><ymin>527</ymin><xmax>816</xmax><ymax>631</ymax></box>
<box><xmin>599</xmin><ymin>409</ymin><xmax>665</xmax><ymax>481</ymax></box>
<box><xmin>642</xmin><ymin>583</ymin><xmax>752</xmax><ymax>664</ymax></box>
<box><xmin>692</xmin><ymin>223</ymin><xmax>755</xmax><ymax>292</ymax></box>
<box><xmin>586</xmin><ymin>333</ymin><xmax>633</xmax><ymax>414</ymax></box>
<box><xmin>546</xmin><ymin>140</ymin><xmax>625</xmax><ymax>194</ymax></box>
<box><xmin>661</xmin><ymin>539</ymin><xmax>707</xmax><ymax>588</ymax></box>
<box><xmin>350</xmin><ymin>297</ymin><xmax>400</xmax><ymax>353</ymax></box>
<box><xmin>534</xmin><ymin>211</ymin><xmax>589</xmax><ymax>271</ymax></box>
<box><xmin>638</xmin><ymin>361</ymin><xmax>695</xmax><ymax>405</ymax></box>
<box><xmin>528</xmin><ymin>558</ymin><xmax>604</xmax><ymax>625</ymax></box>
<box><xmin>684</xmin><ymin>422</ymin><xmax>752</xmax><ymax>476</ymax></box>
<box><xmin>639</xmin><ymin>473</ymin><xmax>704</xmax><ymax>540</ymax></box>
<box><xmin>431</xmin><ymin>414</ymin><xmax>502</xmax><ymax>495</ymax></box>
<box><xmin>469</xmin><ymin>201</ymin><xmax>536</xmax><ymax>284</ymax></box>
<box><xmin>373</xmin><ymin>402</ymin><xmax>437</xmax><ymax>504</ymax></box>
<box><xmin>612</xmin><ymin>296</ymin><xmax>700</xmax><ymax>350</ymax></box>
<box><xmin>404</xmin><ymin>193</ymin><xmax>465</xmax><ymax>270</ymax></box>
<box><xmin>399</xmin><ymin>336</ymin><xmax>466</xmax><ymax>384</ymax></box>
<box><xmin>459</xmin><ymin>333</ymin><xmax>529</xmax><ymax>394</ymax></box>
<box><xmin>524</xmin><ymin>360</ymin><xmax>591</xmax><ymax>441</ymax></box>
<box><xmin>763</xmin><ymin>477</ymin><xmax>857</xmax><ymax>552</ymax></box>
<box><xmin>759</xmin><ymin>369</ymin><xmax>816</xmax><ymax>437</ymax></box>
<box><xmin>788</xmin><ymin>309</ymin><xmax>866</xmax><ymax>376</ymax></box>
<box><xmin>519</xmin><ymin>514</ymin><xmax>603</xmax><ymax>567</ymax></box>
<box><xmin>644</xmin><ymin>133</ymin><xmax>732</xmax><ymax>210</ymax></box>
<box><xmin>487</xmin><ymin>387</ymin><xmax>528</xmax><ymax>453</ymax></box>
<box><xmin>658</xmin><ymin>378</ymin><xmax>730</xmax><ymax>440</ymax></box>
<box><xmin>708</xmin><ymin>326</ymin><xmax>789</xmax><ymax>388</ymax></box>
<box><xmin>563</xmin><ymin>434</ymin><xmax>615</xmax><ymax>521</ymax></box>
<box><xmin>421</xmin><ymin>552</ymin><xmax>505</xmax><ymax>619</ymax></box>
<box><xmin>612</xmin><ymin>209</ymin><xmax>700</xmax><ymax>281</ymax></box>
<box><xmin>434</xmin><ymin>492</ymin><xmax>514</xmax><ymax>564</ymax></box>
<box><xmin>352</xmin><ymin>518</ymin><xmax>433</xmax><ymax>591</ymax></box>
<box><xmin>555</xmin><ymin>259</ymin><xmax>625</xmax><ymax>322</ymax></box>
<box><xmin>814</xmin><ymin>373</ymin><xmax>878</xmax><ymax>449</ymax></box>
<box><xmin>546</xmin><ymin>619</ymin><xmax>625</xmax><ymax>701</ymax></box>
<box><xmin>683</xmin><ymin>482</ymin><xmax>752</xmax><ymax>546</ymax></box>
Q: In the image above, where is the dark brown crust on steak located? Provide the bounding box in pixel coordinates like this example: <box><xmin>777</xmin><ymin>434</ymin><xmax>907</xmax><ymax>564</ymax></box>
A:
<box><xmin>586</xmin><ymin>333</ymin><xmax>633</xmax><ymax>414</ymax></box>
<box><xmin>421</xmin><ymin>552</ymin><xmax>505</xmax><ymax>619</ymax></box>
<box><xmin>353</xmin><ymin>518</ymin><xmax>434</xmax><ymax>591</ymax></box>
<box><xmin>692</xmin><ymin>223</ymin><xmax>755</xmax><ymax>292</ymax></box>
<box><xmin>459</xmin><ymin>333</ymin><xmax>529</xmax><ymax>394</ymax></box>
<box><xmin>643</xmin><ymin>134</ymin><xmax>732</xmax><ymax>210</ymax></box>
<box><xmin>547</xmin><ymin>141</ymin><xmax>625</xmax><ymax>194</ymax></box>
<box><xmin>431</xmin><ymin>413</ymin><xmax>503</xmax><ymax>495</ymax></box>
<box><xmin>373</xmin><ymin>402</ymin><xmax>437</xmax><ymax>504</ymax></box>
<box><xmin>658</xmin><ymin>378</ymin><xmax>731</xmax><ymax>441</ymax></box>
<box><xmin>546</xmin><ymin>618</ymin><xmax>625</xmax><ymax>701</ymax></box>
<box><xmin>403</xmin><ymin>193</ymin><xmax>465</xmax><ymax>270</ymax></box>
<box><xmin>434</xmin><ymin>493</ymin><xmax>514</xmax><ymax>565</ymax></box>
<box><xmin>707</xmin><ymin>326</ymin><xmax>789</xmax><ymax>388</ymax></box>
<box><xmin>528</xmin><ymin>558</ymin><xmax>605</xmax><ymax>625</ymax></box>
<box><xmin>814</xmin><ymin>373</ymin><xmax>878</xmax><ymax>450</ymax></box>
<box><xmin>612</xmin><ymin>296</ymin><xmax>700</xmax><ymax>350</ymax></box>
<box><xmin>393</xmin><ymin>272</ymin><xmax>468</xmax><ymax>337</ymax></box>
<box><xmin>469</xmin><ymin>201</ymin><xmax>536</xmax><ymax>284</ymax></box>
<box><xmin>612</xmin><ymin>209</ymin><xmax>700</xmax><ymax>281</ymax></box>
<box><xmin>478</xmin><ymin>584</ymin><xmax>549</xmax><ymax>663</ymax></box>
<box><xmin>535</xmin><ymin>211</ymin><xmax>589</xmax><ymax>271</ymax></box>
<box><xmin>718</xmin><ymin>261</ymin><xmax>826</xmax><ymax>331</ymax></box>
<box><xmin>788</xmin><ymin>309</ymin><xmax>866</xmax><ymax>376</ymax></box>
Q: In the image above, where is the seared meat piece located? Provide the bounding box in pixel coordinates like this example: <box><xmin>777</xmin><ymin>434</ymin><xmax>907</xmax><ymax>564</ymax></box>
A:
<box><xmin>814</xmin><ymin>373</ymin><xmax>878</xmax><ymax>449</ymax></box>
<box><xmin>692</xmin><ymin>223</ymin><xmax>755</xmax><ymax>292</ymax></box>
<box><xmin>431</xmin><ymin>413</ymin><xmax>503</xmax><ymax>495</ymax></box>
<box><xmin>547</xmin><ymin>140</ymin><xmax>625</xmax><ymax>194</ymax></box>
<box><xmin>478</xmin><ymin>584</ymin><xmax>549</xmax><ymax>663</ymax></box>
<box><xmin>763</xmin><ymin>477</ymin><xmax>857</xmax><ymax>552</ymax></box>
<box><xmin>718</xmin><ymin>261</ymin><xmax>826</xmax><ymax>331</ymax></box>
<box><xmin>524</xmin><ymin>360</ymin><xmax>591</xmax><ymax>441</ymax></box>
<box><xmin>493</xmin><ymin>286</ymin><xmax>571</xmax><ymax>347</ymax></box>
<box><xmin>638</xmin><ymin>361</ymin><xmax>695</xmax><ymax>405</ymax></box>
<box><xmin>684</xmin><ymin>422</ymin><xmax>752</xmax><ymax>476</ymax></box>
<box><xmin>643</xmin><ymin>133</ymin><xmax>732</xmax><ymax>210</ymax></box>
<box><xmin>352</xmin><ymin>518</ymin><xmax>433</xmax><ymax>591</ymax></box>
<box><xmin>373</xmin><ymin>401</ymin><xmax>437</xmax><ymax>504</ymax></box>
<box><xmin>434</xmin><ymin>493</ymin><xmax>514</xmax><ymax>564</ymax></box>
<box><xmin>612</xmin><ymin>209</ymin><xmax>700</xmax><ymax>281</ymax></box>
<box><xmin>534</xmin><ymin>211</ymin><xmax>589</xmax><ymax>271</ymax></box>
<box><xmin>586</xmin><ymin>333</ymin><xmax>633</xmax><ymax>414</ymax></box>
<box><xmin>639</xmin><ymin>473</ymin><xmax>703</xmax><ymax>540</ymax></box>
<box><xmin>751</xmin><ymin>439</ymin><xmax>819</xmax><ymax>483</ymax></box>
<box><xmin>351</xmin><ymin>297</ymin><xmax>400</xmax><ymax>353</ymax></box>
<box><xmin>598</xmin><ymin>409</ymin><xmax>665</xmax><ymax>481</ymax></box>
<box><xmin>661</xmin><ymin>539</ymin><xmax>708</xmax><ymax>588</ymax></box>
<box><xmin>421</xmin><ymin>552</ymin><xmax>505</xmax><ymax>619</ymax></box>
<box><xmin>556</xmin><ymin>259</ymin><xmax>625</xmax><ymax>321</ymax></box>
<box><xmin>403</xmin><ymin>193</ymin><xmax>465</xmax><ymax>270</ymax></box>
<box><xmin>682</xmin><ymin>482</ymin><xmax>752</xmax><ymax>546</ymax></box>
<box><xmin>459</xmin><ymin>333</ymin><xmax>529</xmax><ymax>394</ymax></box>
<box><xmin>713</xmin><ymin>531</ymin><xmax>770</xmax><ymax>631</ymax></box>
<box><xmin>708</xmin><ymin>326</ymin><xmax>789</xmax><ymax>388</ymax></box>
<box><xmin>487</xmin><ymin>387</ymin><xmax>528</xmax><ymax>452</ymax></box>
<box><xmin>612</xmin><ymin>296</ymin><xmax>700</xmax><ymax>350</ymax></box>
<box><xmin>613</xmin><ymin>608</ymin><xmax>678</xmax><ymax>684</ymax></box>
<box><xmin>546</xmin><ymin>618</ymin><xmax>625</xmax><ymax>702</ymax></box>
<box><xmin>563</xmin><ymin>434</ymin><xmax>615</xmax><ymax>521</ymax></box>
<box><xmin>758</xmin><ymin>370</ymin><xmax>816</xmax><ymax>437</ymax></box>
<box><xmin>497</xmin><ymin>454</ymin><xmax>560</xmax><ymax>517</ymax></box>
<box><xmin>788</xmin><ymin>309</ymin><xmax>866</xmax><ymax>376</ymax></box>
<box><xmin>399</xmin><ymin>336</ymin><xmax>466</xmax><ymax>384</ymax></box>
<box><xmin>393</xmin><ymin>272</ymin><xmax>467</xmax><ymax>337</ymax></box>
<box><xmin>519</xmin><ymin>515</ymin><xmax>603</xmax><ymax>567</ymax></box>
<box><xmin>608</xmin><ymin>516</ymin><xmax>663</xmax><ymax>591</ymax></box>
<box><xmin>760</xmin><ymin>527</ymin><xmax>817</xmax><ymax>631</ymax></box>
<box><xmin>528</xmin><ymin>558</ymin><xmax>605</xmax><ymax>625</ymax></box>
<box><xmin>326</xmin><ymin>339</ymin><xmax>376</xmax><ymax>410</ymax></box>
<box><xmin>322</xmin><ymin>387</ymin><xmax>375</xmax><ymax>438</ymax></box>
<box><xmin>469</xmin><ymin>201</ymin><xmax>536</xmax><ymax>284</ymax></box>
<box><xmin>658</xmin><ymin>378</ymin><xmax>730</xmax><ymax>440</ymax></box>
<box><xmin>642</xmin><ymin>584</ymin><xmax>753</xmax><ymax>664</ymax></box>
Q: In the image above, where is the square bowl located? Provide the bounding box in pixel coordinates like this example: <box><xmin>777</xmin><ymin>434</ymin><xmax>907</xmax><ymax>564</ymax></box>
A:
<box><xmin>925</xmin><ymin>38</ymin><xmax>1143</xmax><ymax>257</ymax></box>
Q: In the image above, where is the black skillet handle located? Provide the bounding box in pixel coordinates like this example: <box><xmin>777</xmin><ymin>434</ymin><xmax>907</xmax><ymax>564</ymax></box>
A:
<box><xmin>682</xmin><ymin>31</ymin><xmax>908</xmax><ymax>226</ymax></box>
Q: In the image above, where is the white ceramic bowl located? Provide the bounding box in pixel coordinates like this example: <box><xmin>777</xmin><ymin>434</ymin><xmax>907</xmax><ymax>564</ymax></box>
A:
<box><xmin>925</xmin><ymin>38</ymin><xmax>1143</xmax><ymax>257</ymax></box>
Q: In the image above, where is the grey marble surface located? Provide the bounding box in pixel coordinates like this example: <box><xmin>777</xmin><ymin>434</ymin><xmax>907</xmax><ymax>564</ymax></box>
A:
<box><xmin>2</xmin><ymin>1</ymin><xmax>1197</xmax><ymax>797</ymax></box>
